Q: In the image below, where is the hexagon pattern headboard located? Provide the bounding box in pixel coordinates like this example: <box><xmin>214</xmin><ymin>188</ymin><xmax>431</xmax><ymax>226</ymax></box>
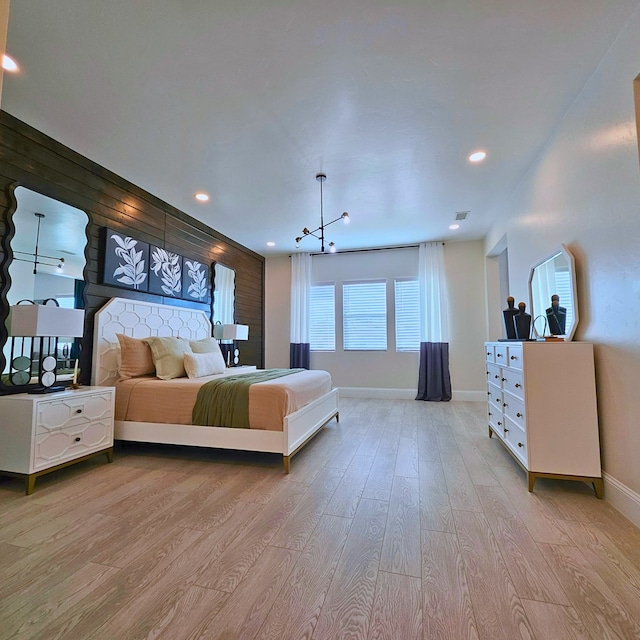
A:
<box><xmin>92</xmin><ymin>297</ymin><xmax>211</xmax><ymax>387</ymax></box>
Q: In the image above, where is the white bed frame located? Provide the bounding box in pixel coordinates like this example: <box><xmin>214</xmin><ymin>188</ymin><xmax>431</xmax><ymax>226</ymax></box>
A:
<box><xmin>91</xmin><ymin>297</ymin><xmax>339</xmax><ymax>472</ymax></box>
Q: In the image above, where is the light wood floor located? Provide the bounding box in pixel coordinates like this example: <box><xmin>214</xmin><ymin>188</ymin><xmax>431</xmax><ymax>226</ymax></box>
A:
<box><xmin>1</xmin><ymin>398</ymin><xmax>640</xmax><ymax>640</ymax></box>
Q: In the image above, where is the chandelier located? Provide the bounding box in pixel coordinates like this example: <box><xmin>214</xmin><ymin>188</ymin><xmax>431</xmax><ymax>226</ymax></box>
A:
<box><xmin>295</xmin><ymin>173</ymin><xmax>349</xmax><ymax>253</ymax></box>
<box><xmin>13</xmin><ymin>212</ymin><xmax>65</xmax><ymax>274</ymax></box>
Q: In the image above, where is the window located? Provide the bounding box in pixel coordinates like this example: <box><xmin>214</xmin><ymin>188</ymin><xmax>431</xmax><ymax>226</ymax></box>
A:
<box><xmin>343</xmin><ymin>280</ymin><xmax>387</xmax><ymax>351</ymax></box>
<box><xmin>395</xmin><ymin>278</ymin><xmax>420</xmax><ymax>351</ymax></box>
<box><xmin>309</xmin><ymin>283</ymin><xmax>335</xmax><ymax>351</ymax></box>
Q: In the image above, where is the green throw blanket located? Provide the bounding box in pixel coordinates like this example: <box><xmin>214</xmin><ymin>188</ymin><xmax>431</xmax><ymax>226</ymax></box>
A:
<box><xmin>192</xmin><ymin>368</ymin><xmax>305</xmax><ymax>428</ymax></box>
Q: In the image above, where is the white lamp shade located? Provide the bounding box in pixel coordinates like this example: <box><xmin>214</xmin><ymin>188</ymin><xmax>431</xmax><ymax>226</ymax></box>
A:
<box><xmin>9</xmin><ymin>304</ymin><xmax>85</xmax><ymax>337</ymax></box>
<box><xmin>213</xmin><ymin>323</ymin><xmax>249</xmax><ymax>341</ymax></box>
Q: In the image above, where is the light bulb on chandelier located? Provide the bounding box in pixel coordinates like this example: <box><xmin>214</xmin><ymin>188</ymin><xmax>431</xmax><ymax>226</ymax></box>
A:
<box><xmin>295</xmin><ymin>174</ymin><xmax>350</xmax><ymax>253</ymax></box>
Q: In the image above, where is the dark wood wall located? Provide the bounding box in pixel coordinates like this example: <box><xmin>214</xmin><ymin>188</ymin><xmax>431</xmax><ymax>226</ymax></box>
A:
<box><xmin>0</xmin><ymin>111</ymin><xmax>265</xmax><ymax>388</ymax></box>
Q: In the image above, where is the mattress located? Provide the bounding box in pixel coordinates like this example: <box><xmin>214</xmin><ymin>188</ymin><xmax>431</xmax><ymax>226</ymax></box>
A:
<box><xmin>114</xmin><ymin>369</ymin><xmax>332</xmax><ymax>432</ymax></box>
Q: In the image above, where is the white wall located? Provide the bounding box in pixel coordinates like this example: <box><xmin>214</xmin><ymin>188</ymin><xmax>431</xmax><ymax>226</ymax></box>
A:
<box><xmin>484</xmin><ymin>5</ymin><xmax>640</xmax><ymax>522</ymax></box>
<box><xmin>265</xmin><ymin>240</ymin><xmax>487</xmax><ymax>399</ymax></box>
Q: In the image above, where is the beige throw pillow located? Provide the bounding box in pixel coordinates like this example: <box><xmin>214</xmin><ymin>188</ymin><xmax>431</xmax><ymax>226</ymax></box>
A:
<box><xmin>184</xmin><ymin>350</ymin><xmax>226</xmax><ymax>378</ymax></box>
<box><xmin>144</xmin><ymin>336</ymin><xmax>190</xmax><ymax>380</ymax></box>
<box><xmin>189</xmin><ymin>337</ymin><xmax>222</xmax><ymax>355</ymax></box>
<box><xmin>116</xmin><ymin>334</ymin><xmax>156</xmax><ymax>379</ymax></box>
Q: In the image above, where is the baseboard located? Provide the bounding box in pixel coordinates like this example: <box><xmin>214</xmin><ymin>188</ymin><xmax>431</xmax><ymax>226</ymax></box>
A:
<box><xmin>337</xmin><ymin>388</ymin><xmax>486</xmax><ymax>401</ymax></box>
<box><xmin>452</xmin><ymin>390</ymin><xmax>486</xmax><ymax>402</ymax></box>
<box><xmin>338</xmin><ymin>387</ymin><xmax>417</xmax><ymax>399</ymax></box>
<box><xmin>603</xmin><ymin>472</ymin><xmax>640</xmax><ymax>529</ymax></box>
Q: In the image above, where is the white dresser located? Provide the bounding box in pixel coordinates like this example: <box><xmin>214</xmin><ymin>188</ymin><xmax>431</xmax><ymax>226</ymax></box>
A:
<box><xmin>485</xmin><ymin>341</ymin><xmax>602</xmax><ymax>497</ymax></box>
<box><xmin>0</xmin><ymin>386</ymin><xmax>115</xmax><ymax>494</ymax></box>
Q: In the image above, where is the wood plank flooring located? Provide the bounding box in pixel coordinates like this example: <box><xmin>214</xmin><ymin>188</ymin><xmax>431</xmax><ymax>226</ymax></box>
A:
<box><xmin>1</xmin><ymin>398</ymin><xmax>640</xmax><ymax>640</ymax></box>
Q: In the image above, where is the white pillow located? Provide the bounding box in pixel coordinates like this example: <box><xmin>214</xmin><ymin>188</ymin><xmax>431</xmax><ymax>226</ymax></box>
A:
<box><xmin>184</xmin><ymin>350</ymin><xmax>226</xmax><ymax>378</ymax></box>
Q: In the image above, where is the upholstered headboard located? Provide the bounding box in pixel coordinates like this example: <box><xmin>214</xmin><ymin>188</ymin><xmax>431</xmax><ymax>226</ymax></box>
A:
<box><xmin>91</xmin><ymin>297</ymin><xmax>211</xmax><ymax>387</ymax></box>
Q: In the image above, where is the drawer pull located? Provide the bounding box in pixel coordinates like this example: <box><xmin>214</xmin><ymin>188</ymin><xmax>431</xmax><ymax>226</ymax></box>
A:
<box><xmin>74</xmin><ymin>437</ymin><xmax>81</xmax><ymax>442</ymax></box>
<box><xmin>75</xmin><ymin>409</ymin><xmax>82</xmax><ymax>414</ymax></box>
<box><xmin>510</xmin><ymin>355</ymin><xmax>517</xmax><ymax>360</ymax></box>
<box><xmin>486</xmin><ymin>352</ymin><xmax>491</xmax><ymax>356</ymax></box>
<box><xmin>503</xmin><ymin>427</ymin><xmax>509</xmax><ymax>433</ymax></box>
<box><xmin>518</xmin><ymin>442</ymin><xmax>524</xmax><ymax>448</ymax></box>
<box><xmin>497</xmin><ymin>421</ymin><xmax>502</xmax><ymax>426</ymax></box>
<box><xmin>502</xmin><ymin>402</ymin><xmax>507</xmax><ymax>407</ymax></box>
<box><xmin>515</xmin><ymin>383</ymin><xmax>521</xmax><ymax>388</ymax></box>
<box><xmin>494</xmin><ymin>374</ymin><xmax>499</xmax><ymax>379</ymax></box>
<box><xmin>488</xmin><ymin>411</ymin><xmax>492</xmax><ymax>416</ymax></box>
<box><xmin>516</xmin><ymin>412</ymin><xmax>523</xmax><ymax>418</ymax></box>
<box><xmin>501</xmin><ymin>377</ymin><xmax>506</xmax><ymax>382</ymax></box>
<box><xmin>497</xmin><ymin>353</ymin><xmax>502</xmax><ymax>358</ymax></box>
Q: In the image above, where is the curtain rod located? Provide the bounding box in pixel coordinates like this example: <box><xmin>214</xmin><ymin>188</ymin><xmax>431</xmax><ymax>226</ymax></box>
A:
<box><xmin>310</xmin><ymin>242</ymin><xmax>444</xmax><ymax>257</ymax></box>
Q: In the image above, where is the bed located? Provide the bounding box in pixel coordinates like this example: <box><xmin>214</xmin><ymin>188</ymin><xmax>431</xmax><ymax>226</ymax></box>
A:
<box><xmin>91</xmin><ymin>297</ymin><xmax>339</xmax><ymax>472</ymax></box>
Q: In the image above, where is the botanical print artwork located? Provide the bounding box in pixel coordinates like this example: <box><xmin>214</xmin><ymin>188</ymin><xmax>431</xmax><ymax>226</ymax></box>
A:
<box><xmin>182</xmin><ymin>259</ymin><xmax>210</xmax><ymax>302</ymax></box>
<box><xmin>149</xmin><ymin>246</ymin><xmax>182</xmax><ymax>297</ymax></box>
<box><xmin>103</xmin><ymin>231</ymin><xmax>149</xmax><ymax>291</ymax></box>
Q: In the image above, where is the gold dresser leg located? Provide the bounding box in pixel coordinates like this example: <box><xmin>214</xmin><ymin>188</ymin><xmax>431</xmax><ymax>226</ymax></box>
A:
<box><xmin>26</xmin><ymin>474</ymin><xmax>36</xmax><ymax>495</ymax></box>
<box><xmin>528</xmin><ymin>473</ymin><xmax>536</xmax><ymax>493</ymax></box>
<box><xmin>283</xmin><ymin>456</ymin><xmax>290</xmax><ymax>474</ymax></box>
<box><xmin>593</xmin><ymin>478</ymin><xmax>604</xmax><ymax>499</ymax></box>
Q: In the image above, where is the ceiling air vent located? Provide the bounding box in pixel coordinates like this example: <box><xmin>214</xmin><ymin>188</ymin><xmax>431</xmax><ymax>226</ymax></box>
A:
<box><xmin>455</xmin><ymin>211</ymin><xmax>470</xmax><ymax>221</ymax></box>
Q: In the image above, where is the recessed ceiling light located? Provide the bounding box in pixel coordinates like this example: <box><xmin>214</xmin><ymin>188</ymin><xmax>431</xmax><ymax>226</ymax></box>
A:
<box><xmin>194</xmin><ymin>192</ymin><xmax>210</xmax><ymax>202</ymax></box>
<box><xmin>2</xmin><ymin>54</ymin><xmax>19</xmax><ymax>73</ymax></box>
<box><xmin>266</xmin><ymin>241</ymin><xmax>275</xmax><ymax>247</ymax></box>
<box><xmin>468</xmin><ymin>150</ymin><xmax>487</xmax><ymax>163</ymax></box>
<box><xmin>449</xmin><ymin>224</ymin><xmax>460</xmax><ymax>230</ymax></box>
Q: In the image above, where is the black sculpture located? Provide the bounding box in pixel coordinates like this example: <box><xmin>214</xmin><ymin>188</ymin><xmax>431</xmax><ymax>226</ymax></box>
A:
<box><xmin>514</xmin><ymin>301</ymin><xmax>531</xmax><ymax>340</ymax></box>
<box><xmin>546</xmin><ymin>294</ymin><xmax>567</xmax><ymax>335</ymax></box>
<box><xmin>502</xmin><ymin>296</ymin><xmax>518</xmax><ymax>339</ymax></box>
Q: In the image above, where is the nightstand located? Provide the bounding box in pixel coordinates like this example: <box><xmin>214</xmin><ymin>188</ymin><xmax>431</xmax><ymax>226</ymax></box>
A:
<box><xmin>0</xmin><ymin>386</ymin><xmax>115</xmax><ymax>494</ymax></box>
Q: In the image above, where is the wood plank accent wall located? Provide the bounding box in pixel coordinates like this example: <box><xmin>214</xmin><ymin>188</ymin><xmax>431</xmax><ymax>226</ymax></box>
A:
<box><xmin>0</xmin><ymin>111</ymin><xmax>265</xmax><ymax>388</ymax></box>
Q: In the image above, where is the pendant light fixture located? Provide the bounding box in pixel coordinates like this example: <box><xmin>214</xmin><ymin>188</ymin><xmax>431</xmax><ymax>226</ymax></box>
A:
<box><xmin>12</xmin><ymin>213</ymin><xmax>65</xmax><ymax>274</ymax></box>
<box><xmin>295</xmin><ymin>173</ymin><xmax>349</xmax><ymax>253</ymax></box>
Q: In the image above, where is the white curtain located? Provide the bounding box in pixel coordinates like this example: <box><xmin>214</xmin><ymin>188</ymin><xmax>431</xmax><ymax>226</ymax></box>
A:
<box><xmin>416</xmin><ymin>241</ymin><xmax>451</xmax><ymax>401</ymax></box>
<box><xmin>290</xmin><ymin>253</ymin><xmax>311</xmax><ymax>368</ymax></box>
<box><xmin>419</xmin><ymin>242</ymin><xmax>449</xmax><ymax>342</ymax></box>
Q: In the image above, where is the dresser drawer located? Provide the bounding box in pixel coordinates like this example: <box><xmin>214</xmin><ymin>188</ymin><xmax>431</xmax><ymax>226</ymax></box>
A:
<box><xmin>486</xmin><ymin>363</ymin><xmax>502</xmax><ymax>386</ymax></box>
<box><xmin>506</xmin><ymin>345</ymin><xmax>523</xmax><ymax>370</ymax></box>
<box><xmin>485</xmin><ymin>345</ymin><xmax>496</xmax><ymax>363</ymax></box>
<box><xmin>35</xmin><ymin>391</ymin><xmax>114</xmax><ymax>435</ymax></box>
<box><xmin>502</xmin><ymin>368</ymin><xmax>524</xmax><ymax>399</ymax></box>
<box><xmin>503</xmin><ymin>392</ymin><xmax>526</xmax><ymax>429</ymax></box>
<box><xmin>487</xmin><ymin>383</ymin><xmax>503</xmax><ymax>413</ymax></box>
<box><xmin>33</xmin><ymin>418</ymin><xmax>112</xmax><ymax>471</ymax></box>
<box><xmin>505</xmin><ymin>419</ymin><xmax>528</xmax><ymax>465</ymax></box>
<box><xmin>494</xmin><ymin>344</ymin><xmax>507</xmax><ymax>364</ymax></box>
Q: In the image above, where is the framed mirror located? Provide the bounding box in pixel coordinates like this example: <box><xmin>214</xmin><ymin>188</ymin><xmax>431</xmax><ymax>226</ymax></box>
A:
<box><xmin>2</xmin><ymin>186</ymin><xmax>88</xmax><ymax>392</ymax></box>
<box><xmin>212</xmin><ymin>262</ymin><xmax>235</xmax><ymax>340</ymax></box>
<box><xmin>528</xmin><ymin>244</ymin><xmax>578</xmax><ymax>341</ymax></box>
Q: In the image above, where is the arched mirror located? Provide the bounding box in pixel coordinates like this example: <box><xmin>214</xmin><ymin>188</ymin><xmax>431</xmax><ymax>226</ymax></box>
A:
<box><xmin>2</xmin><ymin>186</ymin><xmax>88</xmax><ymax>391</ymax></box>
<box><xmin>528</xmin><ymin>244</ymin><xmax>578</xmax><ymax>341</ymax></box>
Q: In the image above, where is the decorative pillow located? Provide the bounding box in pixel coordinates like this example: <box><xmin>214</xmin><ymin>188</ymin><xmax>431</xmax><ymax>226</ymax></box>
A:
<box><xmin>116</xmin><ymin>334</ymin><xmax>155</xmax><ymax>379</ymax></box>
<box><xmin>189</xmin><ymin>337</ymin><xmax>222</xmax><ymax>355</ymax></box>
<box><xmin>143</xmin><ymin>336</ymin><xmax>191</xmax><ymax>380</ymax></box>
<box><xmin>184</xmin><ymin>350</ymin><xmax>226</xmax><ymax>378</ymax></box>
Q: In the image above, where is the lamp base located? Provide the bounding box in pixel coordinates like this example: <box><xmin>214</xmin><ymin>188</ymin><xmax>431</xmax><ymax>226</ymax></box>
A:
<box><xmin>28</xmin><ymin>385</ymin><xmax>66</xmax><ymax>394</ymax></box>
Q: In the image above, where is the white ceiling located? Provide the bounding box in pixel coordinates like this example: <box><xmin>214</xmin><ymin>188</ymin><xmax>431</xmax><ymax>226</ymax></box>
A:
<box><xmin>3</xmin><ymin>1</ymin><xmax>638</xmax><ymax>256</ymax></box>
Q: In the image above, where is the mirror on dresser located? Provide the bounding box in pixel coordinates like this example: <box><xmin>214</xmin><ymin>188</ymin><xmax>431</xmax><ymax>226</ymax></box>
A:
<box><xmin>1</xmin><ymin>186</ymin><xmax>88</xmax><ymax>392</ymax></box>
<box><xmin>528</xmin><ymin>244</ymin><xmax>578</xmax><ymax>341</ymax></box>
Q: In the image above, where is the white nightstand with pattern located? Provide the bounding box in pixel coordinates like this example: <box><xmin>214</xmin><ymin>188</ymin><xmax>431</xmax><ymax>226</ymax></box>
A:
<box><xmin>0</xmin><ymin>386</ymin><xmax>115</xmax><ymax>494</ymax></box>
